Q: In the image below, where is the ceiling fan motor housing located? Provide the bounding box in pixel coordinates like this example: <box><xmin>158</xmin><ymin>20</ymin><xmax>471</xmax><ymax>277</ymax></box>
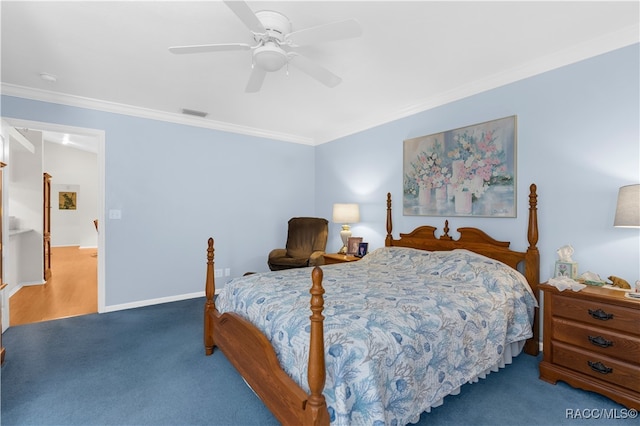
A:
<box><xmin>253</xmin><ymin>10</ymin><xmax>291</xmax><ymax>72</ymax></box>
<box><xmin>254</xmin><ymin>10</ymin><xmax>291</xmax><ymax>41</ymax></box>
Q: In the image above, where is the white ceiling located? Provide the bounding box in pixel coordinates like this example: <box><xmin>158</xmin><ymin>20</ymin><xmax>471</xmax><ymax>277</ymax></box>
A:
<box><xmin>1</xmin><ymin>1</ymin><xmax>638</xmax><ymax>148</ymax></box>
<box><xmin>41</xmin><ymin>130</ymin><xmax>99</xmax><ymax>154</ymax></box>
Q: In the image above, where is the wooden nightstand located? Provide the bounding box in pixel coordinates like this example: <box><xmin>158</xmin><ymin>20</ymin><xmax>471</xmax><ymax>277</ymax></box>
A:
<box><xmin>322</xmin><ymin>253</ymin><xmax>361</xmax><ymax>265</ymax></box>
<box><xmin>539</xmin><ymin>283</ymin><xmax>640</xmax><ymax>409</ymax></box>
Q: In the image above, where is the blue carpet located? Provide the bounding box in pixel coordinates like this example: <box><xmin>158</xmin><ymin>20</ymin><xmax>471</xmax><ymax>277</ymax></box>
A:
<box><xmin>1</xmin><ymin>297</ymin><xmax>631</xmax><ymax>425</ymax></box>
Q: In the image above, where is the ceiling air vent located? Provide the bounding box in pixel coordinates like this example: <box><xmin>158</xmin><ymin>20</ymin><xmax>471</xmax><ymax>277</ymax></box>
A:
<box><xmin>181</xmin><ymin>108</ymin><xmax>208</xmax><ymax>118</ymax></box>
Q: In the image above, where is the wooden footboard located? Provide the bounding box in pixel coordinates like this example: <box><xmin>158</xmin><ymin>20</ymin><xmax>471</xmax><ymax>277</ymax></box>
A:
<box><xmin>204</xmin><ymin>238</ymin><xmax>329</xmax><ymax>425</ymax></box>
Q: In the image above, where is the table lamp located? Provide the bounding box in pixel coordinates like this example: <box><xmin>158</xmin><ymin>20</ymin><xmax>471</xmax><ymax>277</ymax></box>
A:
<box><xmin>614</xmin><ymin>184</ymin><xmax>640</xmax><ymax>228</ymax></box>
<box><xmin>332</xmin><ymin>203</ymin><xmax>360</xmax><ymax>254</ymax></box>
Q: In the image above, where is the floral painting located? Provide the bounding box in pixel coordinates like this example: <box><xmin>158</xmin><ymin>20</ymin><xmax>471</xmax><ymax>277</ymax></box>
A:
<box><xmin>403</xmin><ymin>116</ymin><xmax>516</xmax><ymax>217</ymax></box>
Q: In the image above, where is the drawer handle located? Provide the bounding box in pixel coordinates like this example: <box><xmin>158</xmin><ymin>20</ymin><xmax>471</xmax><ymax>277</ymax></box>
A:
<box><xmin>588</xmin><ymin>335</ymin><xmax>613</xmax><ymax>348</ymax></box>
<box><xmin>588</xmin><ymin>308</ymin><xmax>613</xmax><ymax>321</ymax></box>
<box><xmin>588</xmin><ymin>361</ymin><xmax>613</xmax><ymax>375</ymax></box>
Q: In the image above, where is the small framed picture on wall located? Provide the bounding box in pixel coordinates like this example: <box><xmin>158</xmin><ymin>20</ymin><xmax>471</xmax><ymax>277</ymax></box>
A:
<box><xmin>346</xmin><ymin>237</ymin><xmax>363</xmax><ymax>255</ymax></box>
<box><xmin>59</xmin><ymin>191</ymin><xmax>77</xmax><ymax>210</ymax></box>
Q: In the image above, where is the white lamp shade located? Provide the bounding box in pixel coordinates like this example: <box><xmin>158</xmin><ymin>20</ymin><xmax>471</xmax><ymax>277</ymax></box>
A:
<box><xmin>333</xmin><ymin>203</ymin><xmax>360</xmax><ymax>224</ymax></box>
<box><xmin>614</xmin><ymin>184</ymin><xmax>640</xmax><ymax>227</ymax></box>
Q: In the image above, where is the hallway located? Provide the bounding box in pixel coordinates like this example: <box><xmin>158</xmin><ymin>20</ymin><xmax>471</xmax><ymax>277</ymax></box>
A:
<box><xmin>9</xmin><ymin>246</ymin><xmax>97</xmax><ymax>326</ymax></box>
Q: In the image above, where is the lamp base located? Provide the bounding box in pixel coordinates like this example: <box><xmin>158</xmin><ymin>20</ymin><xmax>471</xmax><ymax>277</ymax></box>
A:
<box><xmin>338</xmin><ymin>224</ymin><xmax>351</xmax><ymax>254</ymax></box>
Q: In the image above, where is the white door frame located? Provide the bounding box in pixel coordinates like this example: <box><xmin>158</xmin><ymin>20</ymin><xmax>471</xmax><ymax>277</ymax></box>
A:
<box><xmin>1</xmin><ymin>118</ymin><xmax>106</xmax><ymax>320</ymax></box>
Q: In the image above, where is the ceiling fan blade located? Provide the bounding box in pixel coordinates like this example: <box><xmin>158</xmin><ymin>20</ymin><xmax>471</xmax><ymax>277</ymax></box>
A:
<box><xmin>169</xmin><ymin>43</ymin><xmax>251</xmax><ymax>54</ymax></box>
<box><xmin>288</xmin><ymin>54</ymin><xmax>342</xmax><ymax>88</ymax></box>
<box><xmin>223</xmin><ymin>0</ymin><xmax>265</xmax><ymax>34</ymax></box>
<box><xmin>245</xmin><ymin>66</ymin><xmax>267</xmax><ymax>93</ymax></box>
<box><xmin>286</xmin><ymin>19</ymin><xmax>362</xmax><ymax>47</ymax></box>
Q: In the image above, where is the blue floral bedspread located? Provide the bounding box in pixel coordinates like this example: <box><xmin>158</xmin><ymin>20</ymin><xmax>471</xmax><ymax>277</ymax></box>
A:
<box><xmin>216</xmin><ymin>247</ymin><xmax>536</xmax><ymax>425</ymax></box>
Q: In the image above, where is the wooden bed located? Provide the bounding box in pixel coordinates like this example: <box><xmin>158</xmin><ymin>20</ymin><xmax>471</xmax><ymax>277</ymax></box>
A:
<box><xmin>203</xmin><ymin>183</ymin><xmax>540</xmax><ymax>425</ymax></box>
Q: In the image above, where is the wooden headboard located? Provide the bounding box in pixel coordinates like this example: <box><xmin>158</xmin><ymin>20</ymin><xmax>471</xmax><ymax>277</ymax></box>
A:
<box><xmin>385</xmin><ymin>183</ymin><xmax>540</xmax><ymax>354</ymax></box>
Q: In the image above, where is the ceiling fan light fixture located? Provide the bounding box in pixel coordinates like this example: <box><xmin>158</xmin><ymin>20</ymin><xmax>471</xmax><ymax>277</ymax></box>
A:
<box><xmin>254</xmin><ymin>43</ymin><xmax>287</xmax><ymax>72</ymax></box>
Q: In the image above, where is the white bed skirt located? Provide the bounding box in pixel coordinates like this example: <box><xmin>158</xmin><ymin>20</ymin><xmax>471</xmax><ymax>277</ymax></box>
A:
<box><xmin>415</xmin><ymin>340</ymin><xmax>526</xmax><ymax>421</ymax></box>
<box><xmin>242</xmin><ymin>339</ymin><xmax>527</xmax><ymax>425</ymax></box>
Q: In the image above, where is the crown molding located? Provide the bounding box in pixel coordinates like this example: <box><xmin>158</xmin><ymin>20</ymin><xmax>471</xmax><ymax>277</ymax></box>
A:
<box><xmin>2</xmin><ymin>24</ymin><xmax>637</xmax><ymax>147</ymax></box>
<box><xmin>0</xmin><ymin>83</ymin><xmax>315</xmax><ymax>146</ymax></box>
<box><xmin>315</xmin><ymin>24</ymin><xmax>640</xmax><ymax>144</ymax></box>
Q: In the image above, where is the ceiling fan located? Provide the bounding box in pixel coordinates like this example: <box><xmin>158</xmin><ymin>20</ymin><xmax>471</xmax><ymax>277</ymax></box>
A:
<box><xmin>169</xmin><ymin>1</ymin><xmax>362</xmax><ymax>93</ymax></box>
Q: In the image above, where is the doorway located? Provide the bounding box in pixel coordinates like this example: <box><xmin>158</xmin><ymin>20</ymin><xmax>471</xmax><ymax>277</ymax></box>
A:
<box><xmin>2</xmin><ymin>119</ymin><xmax>105</xmax><ymax>329</ymax></box>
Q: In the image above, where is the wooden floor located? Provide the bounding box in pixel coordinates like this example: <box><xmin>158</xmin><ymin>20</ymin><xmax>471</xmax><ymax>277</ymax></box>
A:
<box><xmin>10</xmin><ymin>246</ymin><xmax>97</xmax><ymax>326</ymax></box>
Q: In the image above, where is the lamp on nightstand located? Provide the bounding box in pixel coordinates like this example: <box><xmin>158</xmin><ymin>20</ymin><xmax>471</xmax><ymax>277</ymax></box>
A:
<box><xmin>332</xmin><ymin>203</ymin><xmax>360</xmax><ymax>254</ymax></box>
<box><xmin>614</xmin><ymin>184</ymin><xmax>640</xmax><ymax>228</ymax></box>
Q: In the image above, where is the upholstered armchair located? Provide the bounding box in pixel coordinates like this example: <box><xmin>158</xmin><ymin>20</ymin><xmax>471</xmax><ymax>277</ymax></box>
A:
<box><xmin>268</xmin><ymin>217</ymin><xmax>329</xmax><ymax>271</ymax></box>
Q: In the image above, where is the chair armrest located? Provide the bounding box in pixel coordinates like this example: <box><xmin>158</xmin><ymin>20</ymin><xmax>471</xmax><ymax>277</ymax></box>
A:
<box><xmin>309</xmin><ymin>251</ymin><xmax>326</xmax><ymax>266</ymax></box>
<box><xmin>268</xmin><ymin>248</ymin><xmax>288</xmax><ymax>260</ymax></box>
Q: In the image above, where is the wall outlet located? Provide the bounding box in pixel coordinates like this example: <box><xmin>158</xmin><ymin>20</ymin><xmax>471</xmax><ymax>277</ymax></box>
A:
<box><xmin>224</xmin><ymin>268</ymin><xmax>230</xmax><ymax>276</ymax></box>
<box><xmin>214</xmin><ymin>269</ymin><xmax>223</xmax><ymax>278</ymax></box>
<box><xmin>108</xmin><ymin>209</ymin><xmax>122</xmax><ymax>219</ymax></box>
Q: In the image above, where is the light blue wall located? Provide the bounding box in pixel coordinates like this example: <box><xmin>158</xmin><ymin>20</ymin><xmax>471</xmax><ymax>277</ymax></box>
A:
<box><xmin>316</xmin><ymin>44</ymin><xmax>640</xmax><ymax>284</ymax></box>
<box><xmin>1</xmin><ymin>98</ymin><xmax>316</xmax><ymax>306</ymax></box>
<box><xmin>2</xmin><ymin>44</ymin><xmax>638</xmax><ymax>309</ymax></box>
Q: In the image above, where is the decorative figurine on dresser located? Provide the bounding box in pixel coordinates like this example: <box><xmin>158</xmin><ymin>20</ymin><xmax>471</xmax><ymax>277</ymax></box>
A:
<box><xmin>539</xmin><ymin>279</ymin><xmax>640</xmax><ymax>409</ymax></box>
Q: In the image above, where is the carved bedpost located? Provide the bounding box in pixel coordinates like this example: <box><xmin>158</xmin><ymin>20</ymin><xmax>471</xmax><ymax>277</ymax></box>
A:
<box><xmin>385</xmin><ymin>192</ymin><xmax>393</xmax><ymax>246</ymax></box>
<box><xmin>524</xmin><ymin>184</ymin><xmax>540</xmax><ymax>356</ymax></box>
<box><xmin>525</xmin><ymin>184</ymin><xmax>540</xmax><ymax>292</ymax></box>
<box><xmin>204</xmin><ymin>237</ymin><xmax>216</xmax><ymax>355</ymax></box>
<box><xmin>305</xmin><ymin>266</ymin><xmax>329</xmax><ymax>425</ymax></box>
<box><xmin>527</xmin><ymin>184</ymin><xmax>539</xmax><ymax>252</ymax></box>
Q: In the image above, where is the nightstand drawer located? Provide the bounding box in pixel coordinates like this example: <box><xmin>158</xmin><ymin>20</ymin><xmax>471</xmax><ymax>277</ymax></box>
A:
<box><xmin>553</xmin><ymin>342</ymin><xmax>640</xmax><ymax>392</ymax></box>
<box><xmin>553</xmin><ymin>294</ymin><xmax>639</xmax><ymax>335</ymax></box>
<box><xmin>554</xmin><ymin>318</ymin><xmax>640</xmax><ymax>364</ymax></box>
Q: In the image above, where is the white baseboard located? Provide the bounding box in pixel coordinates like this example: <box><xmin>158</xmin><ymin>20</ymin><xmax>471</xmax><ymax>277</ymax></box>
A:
<box><xmin>10</xmin><ymin>285</ymin><xmax>219</xmax><ymax>315</ymax></box>
<box><xmin>51</xmin><ymin>245</ymin><xmax>97</xmax><ymax>249</ymax></box>
<box><xmin>8</xmin><ymin>284</ymin><xmax>24</xmax><ymax>298</ymax></box>
<box><xmin>11</xmin><ymin>280</ymin><xmax>46</xmax><ymax>296</ymax></box>
<box><xmin>102</xmin><ymin>290</ymin><xmax>215</xmax><ymax>313</ymax></box>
